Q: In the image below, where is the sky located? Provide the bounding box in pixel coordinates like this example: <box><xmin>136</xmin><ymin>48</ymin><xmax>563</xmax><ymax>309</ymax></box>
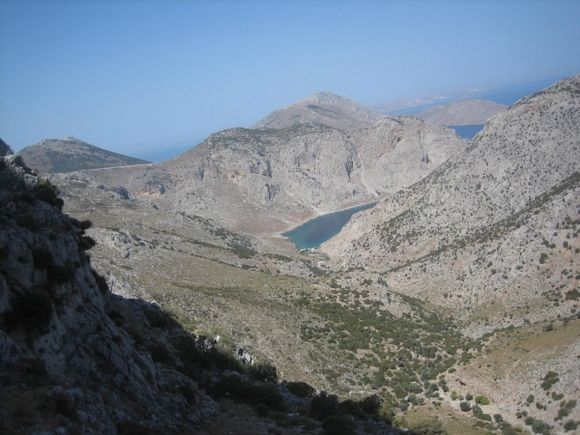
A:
<box><xmin>1</xmin><ymin>0</ymin><xmax>579</xmax><ymax>160</ymax></box>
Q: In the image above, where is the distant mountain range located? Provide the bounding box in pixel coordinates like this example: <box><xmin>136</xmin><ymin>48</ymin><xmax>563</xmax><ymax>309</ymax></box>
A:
<box><xmin>413</xmin><ymin>99</ymin><xmax>507</xmax><ymax>126</ymax></box>
<box><xmin>17</xmin><ymin>136</ymin><xmax>149</xmax><ymax>173</ymax></box>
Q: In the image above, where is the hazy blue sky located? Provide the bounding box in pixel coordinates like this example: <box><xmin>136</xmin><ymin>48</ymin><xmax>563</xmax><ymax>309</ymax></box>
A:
<box><xmin>1</xmin><ymin>0</ymin><xmax>579</xmax><ymax>160</ymax></box>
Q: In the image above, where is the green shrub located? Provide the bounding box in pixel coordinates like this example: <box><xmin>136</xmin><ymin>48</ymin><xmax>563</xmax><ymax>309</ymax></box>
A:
<box><xmin>338</xmin><ymin>400</ymin><xmax>364</xmax><ymax>419</ymax></box>
<box><xmin>564</xmin><ymin>420</ymin><xmax>578</xmax><ymax>432</ymax></box>
<box><xmin>248</xmin><ymin>362</ymin><xmax>277</xmax><ymax>382</ymax></box>
<box><xmin>475</xmin><ymin>395</ymin><xmax>490</xmax><ymax>405</ymax></box>
<box><xmin>310</xmin><ymin>392</ymin><xmax>339</xmax><ymax>419</ymax></box>
<box><xmin>33</xmin><ymin>179</ymin><xmax>63</xmax><ymax>210</ymax></box>
<box><xmin>286</xmin><ymin>381</ymin><xmax>315</xmax><ymax>398</ymax></box>
<box><xmin>465</xmin><ymin>393</ymin><xmax>473</xmax><ymax>401</ymax></box>
<box><xmin>459</xmin><ymin>401</ymin><xmax>471</xmax><ymax>411</ymax></box>
<box><xmin>358</xmin><ymin>394</ymin><xmax>381</xmax><ymax>414</ymax></box>
<box><xmin>210</xmin><ymin>373</ymin><xmax>284</xmax><ymax>410</ymax></box>
<box><xmin>541</xmin><ymin>371</ymin><xmax>559</xmax><ymax>390</ymax></box>
<box><xmin>527</xmin><ymin>394</ymin><xmax>535</xmax><ymax>403</ymax></box>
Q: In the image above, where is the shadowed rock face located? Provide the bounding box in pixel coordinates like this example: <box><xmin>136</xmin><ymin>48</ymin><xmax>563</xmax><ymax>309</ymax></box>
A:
<box><xmin>323</xmin><ymin>75</ymin><xmax>580</xmax><ymax>332</ymax></box>
<box><xmin>0</xmin><ymin>138</ymin><xmax>12</xmax><ymax>156</ymax></box>
<box><xmin>18</xmin><ymin>137</ymin><xmax>149</xmax><ymax>173</ymax></box>
<box><xmin>0</xmin><ymin>155</ymin><xmax>217</xmax><ymax>433</ymax></box>
<box><xmin>254</xmin><ymin>91</ymin><xmax>384</xmax><ymax>131</ymax></box>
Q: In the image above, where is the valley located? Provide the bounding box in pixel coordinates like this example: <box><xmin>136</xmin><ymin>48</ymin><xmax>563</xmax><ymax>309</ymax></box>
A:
<box><xmin>1</xmin><ymin>76</ymin><xmax>579</xmax><ymax>434</ymax></box>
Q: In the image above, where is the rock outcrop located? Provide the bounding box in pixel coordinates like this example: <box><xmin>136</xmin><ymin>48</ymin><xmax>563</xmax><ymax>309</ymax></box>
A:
<box><xmin>0</xmin><ymin>155</ymin><xmax>216</xmax><ymax>433</ymax></box>
<box><xmin>0</xmin><ymin>138</ymin><xmax>13</xmax><ymax>156</ymax></box>
<box><xmin>18</xmin><ymin>137</ymin><xmax>149</xmax><ymax>173</ymax></box>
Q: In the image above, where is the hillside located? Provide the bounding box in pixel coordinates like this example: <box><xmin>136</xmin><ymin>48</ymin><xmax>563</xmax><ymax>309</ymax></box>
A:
<box><xmin>323</xmin><ymin>76</ymin><xmax>580</xmax><ymax>329</ymax></box>
<box><xmin>18</xmin><ymin>137</ymin><xmax>149</xmax><ymax>173</ymax></box>
<box><xmin>414</xmin><ymin>99</ymin><xmax>507</xmax><ymax>126</ymax></box>
<box><xmin>0</xmin><ymin>154</ymin><xmax>402</xmax><ymax>434</ymax></box>
<box><xmin>254</xmin><ymin>91</ymin><xmax>384</xmax><ymax>131</ymax></box>
<box><xmin>319</xmin><ymin>74</ymin><xmax>580</xmax><ymax>434</ymax></box>
<box><xmin>69</xmin><ymin>116</ymin><xmax>464</xmax><ymax>234</ymax></box>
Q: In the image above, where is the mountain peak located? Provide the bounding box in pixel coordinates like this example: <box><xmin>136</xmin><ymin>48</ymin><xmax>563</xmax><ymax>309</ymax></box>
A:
<box><xmin>18</xmin><ymin>138</ymin><xmax>149</xmax><ymax>173</ymax></box>
<box><xmin>254</xmin><ymin>91</ymin><xmax>383</xmax><ymax>131</ymax></box>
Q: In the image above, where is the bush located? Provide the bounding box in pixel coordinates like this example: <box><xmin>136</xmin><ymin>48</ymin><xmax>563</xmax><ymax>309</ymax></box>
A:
<box><xmin>459</xmin><ymin>401</ymin><xmax>471</xmax><ymax>412</ymax></box>
<box><xmin>526</xmin><ymin>394</ymin><xmax>535</xmax><ymax>404</ymax></box>
<box><xmin>248</xmin><ymin>362</ymin><xmax>277</xmax><ymax>382</ymax></box>
<box><xmin>465</xmin><ymin>393</ymin><xmax>473</xmax><ymax>401</ymax></box>
<box><xmin>475</xmin><ymin>395</ymin><xmax>490</xmax><ymax>405</ymax></box>
<box><xmin>322</xmin><ymin>415</ymin><xmax>355</xmax><ymax>435</ymax></box>
<box><xmin>541</xmin><ymin>371</ymin><xmax>559</xmax><ymax>390</ymax></box>
<box><xmin>33</xmin><ymin>180</ymin><xmax>63</xmax><ymax>210</ymax></box>
<box><xmin>358</xmin><ymin>394</ymin><xmax>381</xmax><ymax>414</ymax></box>
<box><xmin>210</xmin><ymin>373</ymin><xmax>284</xmax><ymax>410</ymax></box>
<box><xmin>564</xmin><ymin>420</ymin><xmax>578</xmax><ymax>432</ymax></box>
<box><xmin>338</xmin><ymin>400</ymin><xmax>364</xmax><ymax>419</ymax></box>
<box><xmin>310</xmin><ymin>392</ymin><xmax>339</xmax><ymax>419</ymax></box>
<box><xmin>286</xmin><ymin>381</ymin><xmax>315</xmax><ymax>398</ymax></box>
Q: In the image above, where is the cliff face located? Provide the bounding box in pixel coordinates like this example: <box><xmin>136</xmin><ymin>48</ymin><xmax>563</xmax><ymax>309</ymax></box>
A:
<box><xmin>68</xmin><ymin>117</ymin><xmax>465</xmax><ymax>234</ymax></box>
<box><xmin>0</xmin><ymin>156</ymin><xmax>215</xmax><ymax>434</ymax></box>
<box><xmin>322</xmin><ymin>75</ymin><xmax>580</xmax><ymax>331</ymax></box>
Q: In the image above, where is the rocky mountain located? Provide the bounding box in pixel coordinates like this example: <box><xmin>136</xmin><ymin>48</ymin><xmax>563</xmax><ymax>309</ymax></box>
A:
<box><xmin>254</xmin><ymin>91</ymin><xmax>384</xmax><ymax>131</ymax></box>
<box><xmin>18</xmin><ymin>136</ymin><xmax>149</xmax><ymax>173</ymax></box>
<box><xmin>0</xmin><ymin>154</ymin><xmax>401</xmax><ymax>434</ymax></box>
<box><xmin>0</xmin><ymin>138</ymin><xmax>13</xmax><ymax>156</ymax></box>
<box><xmin>69</xmin><ymin>117</ymin><xmax>465</xmax><ymax>234</ymax></box>
<box><xmin>323</xmin><ymin>76</ymin><xmax>580</xmax><ymax>329</ymax></box>
<box><xmin>414</xmin><ymin>99</ymin><xmax>508</xmax><ymax>126</ymax></box>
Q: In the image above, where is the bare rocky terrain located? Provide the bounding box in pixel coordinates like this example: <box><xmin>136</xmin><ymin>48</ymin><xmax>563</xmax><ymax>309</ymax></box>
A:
<box><xmin>18</xmin><ymin>137</ymin><xmax>150</xmax><ymax>173</ymax></box>
<box><xmin>414</xmin><ymin>99</ymin><xmax>508</xmax><ymax>126</ymax></box>
<box><xmin>66</xmin><ymin>114</ymin><xmax>465</xmax><ymax>234</ymax></box>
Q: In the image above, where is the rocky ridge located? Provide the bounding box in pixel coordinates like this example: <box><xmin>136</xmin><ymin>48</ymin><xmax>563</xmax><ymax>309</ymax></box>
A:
<box><xmin>18</xmin><ymin>137</ymin><xmax>149</xmax><ymax>173</ymax></box>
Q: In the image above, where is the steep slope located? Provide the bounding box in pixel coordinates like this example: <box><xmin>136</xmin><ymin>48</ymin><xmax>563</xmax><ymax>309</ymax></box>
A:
<box><xmin>415</xmin><ymin>99</ymin><xmax>507</xmax><ymax>126</ymax></box>
<box><xmin>323</xmin><ymin>76</ymin><xmax>580</xmax><ymax>330</ymax></box>
<box><xmin>75</xmin><ymin>118</ymin><xmax>465</xmax><ymax>234</ymax></box>
<box><xmin>0</xmin><ymin>138</ymin><xmax>12</xmax><ymax>156</ymax></box>
<box><xmin>18</xmin><ymin>136</ymin><xmax>149</xmax><ymax>173</ymax></box>
<box><xmin>254</xmin><ymin>91</ymin><xmax>384</xmax><ymax>131</ymax></box>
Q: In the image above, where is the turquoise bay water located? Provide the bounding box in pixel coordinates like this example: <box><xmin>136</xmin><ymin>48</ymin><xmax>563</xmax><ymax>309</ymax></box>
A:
<box><xmin>449</xmin><ymin>124</ymin><xmax>484</xmax><ymax>139</ymax></box>
<box><xmin>283</xmin><ymin>202</ymin><xmax>377</xmax><ymax>250</ymax></box>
